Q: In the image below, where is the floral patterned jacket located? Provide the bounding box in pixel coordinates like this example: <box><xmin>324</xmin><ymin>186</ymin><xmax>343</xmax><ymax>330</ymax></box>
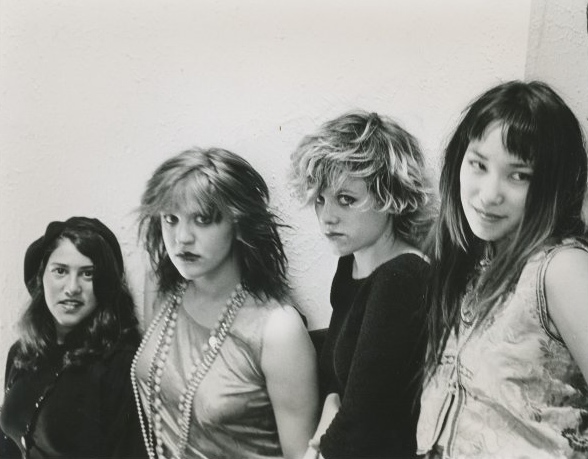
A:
<box><xmin>417</xmin><ymin>240</ymin><xmax>588</xmax><ymax>459</ymax></box>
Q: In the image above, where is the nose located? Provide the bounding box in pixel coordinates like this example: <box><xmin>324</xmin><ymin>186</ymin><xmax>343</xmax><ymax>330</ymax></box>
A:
<box><xmin>175</xmin><ymin>220</ymin><xmax>195</xmax><ymax>245</ymax></box>
<box><xmin>65</xmin><ymin>274</ymin><xmax>82</xmax><ymax>296</ymax></box>
<box><xmin>478</xmin><ymin>173</ymin><xmax>504</xmax><ymax>206</ymax></box>
<box><xmin>317</xmin><ymin>199</ymin><xmax>340</xmax><ymax>227</ymax></box>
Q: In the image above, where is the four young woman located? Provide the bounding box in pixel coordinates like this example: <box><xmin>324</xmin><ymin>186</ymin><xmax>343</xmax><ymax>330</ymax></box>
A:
<box><xmin>2</xmin><ymin>80</ymin><xmax>587</xmax><ymax>459</ymax></box>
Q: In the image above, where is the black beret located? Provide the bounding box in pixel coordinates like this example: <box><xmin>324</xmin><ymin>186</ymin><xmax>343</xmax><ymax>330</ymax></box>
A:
<box><xmin>24</xmin><ymin>217</ymin><xmax>124</xmax><ymax>294</ymax></box>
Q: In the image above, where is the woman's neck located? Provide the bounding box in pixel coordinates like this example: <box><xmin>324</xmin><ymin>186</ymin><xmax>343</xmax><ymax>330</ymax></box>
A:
<box><xmin>191</xmin><ymin>266</ymin><xmax>241</xmax><ymax>301</ymax></box>
<box><xmin>488</xmin><ymin>232</ymin><xmax>516</xmax><ymax>258</ymax></box>
<box><xmin>182</xmin><ymin>255</ymin><xmax>243</xmax><ymax>325</ymax></box>
<box><xmin>54</xmin><ymin>323</ymin><xmax>68</xmax><ymax>345</ymax></box>
<box><xmin>353</xmin><ymin>232</ymin><xmax>414</xmax><ymax>279</ymax></box>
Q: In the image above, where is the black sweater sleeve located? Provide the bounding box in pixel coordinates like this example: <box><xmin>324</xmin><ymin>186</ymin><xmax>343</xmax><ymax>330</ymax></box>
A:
<box><xmin>98</xmin><ymin>346</ymin><xmax>147</xmax><ymax>458</ymax></box>
<box><xmin>321</xmin><ymin>257</ymin><xmax>428</xmax><ymax>458</ymax></box>
<box><xmin>0</xmin><ymin>343</ymin><xmax>23</xmax><ymax>459</ymax></box>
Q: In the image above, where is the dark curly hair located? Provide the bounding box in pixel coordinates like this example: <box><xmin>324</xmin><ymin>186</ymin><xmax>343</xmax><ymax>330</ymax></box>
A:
<box><xmin>15</xmin><ymin>218</ymin><xmax>140</xmax><ymax>370</ymax></box>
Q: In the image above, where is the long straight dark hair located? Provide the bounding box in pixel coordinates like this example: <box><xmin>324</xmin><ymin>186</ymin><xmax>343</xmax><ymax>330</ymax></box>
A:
<box><xmin>425</xmin><ymin>81</ymin><xmax>587</xmax><ymax>374</ymax></box>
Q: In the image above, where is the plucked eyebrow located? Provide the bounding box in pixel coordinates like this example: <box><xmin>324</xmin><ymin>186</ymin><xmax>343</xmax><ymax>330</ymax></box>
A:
<box><xmin>48</xmin><ymin>262</ymin><xmax>94</xmax><ymax>269</ymax></box>
<box><xmin>467</xmin><ymin>149</ymin><xmax>532</xmax><ymax>168</ymax></box>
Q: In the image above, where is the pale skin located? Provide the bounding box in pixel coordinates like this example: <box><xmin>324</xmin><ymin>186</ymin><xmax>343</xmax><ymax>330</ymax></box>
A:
<box><xmin>43</xmin><ymin>239</ymin><xmax>98</xmax><ymax>344</ymax></box>
<box><xmin>302</xmin><ymin>394</ymin><xmax>340</xmax><ymax>459</ymax></box>
<box><xmin>263</xmin><ymin>306</ymin><xmax>319</xmax><ymax>459</ymax></box>
<box><xmin>305</xmin><ymin>177</ymin><xmax>423</xmax><ymax>458</ymax></box>
<box><xmin>157</xmin><ymin>208</ymin><xmax>319</xmax><ymax>459</ymax></box>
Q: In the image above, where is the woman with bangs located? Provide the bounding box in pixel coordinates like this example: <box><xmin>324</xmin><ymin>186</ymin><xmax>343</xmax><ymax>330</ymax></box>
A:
<box><xmin>132</xmin><ymin>148</ymin><xmax>318</xmax><ymax>459</ymax></box>
<box><xmin>290</xmin><ymin>111</ymin><xmax>433</xmax><ymax>458</ymax></box>
<box><xmin>0</xmin><ymin>217</ymin><xmax>145</xmax><ymax>458</ymax></box>
<box><xmin>417</xmin><ymin>81</ymin><xmax>588</xmax><ymax>458</ymax></box>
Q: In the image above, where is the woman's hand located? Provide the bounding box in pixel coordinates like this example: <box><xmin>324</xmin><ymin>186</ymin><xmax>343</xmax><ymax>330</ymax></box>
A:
<box><xmin>302</xmin><ymin>445</ymin><xmax>320</xmax><ymax>459</ymax></box>
<box><xmin>313</xmin><ymin>392</ymin><xmax>341</xmax><ymax>441</ymax></box>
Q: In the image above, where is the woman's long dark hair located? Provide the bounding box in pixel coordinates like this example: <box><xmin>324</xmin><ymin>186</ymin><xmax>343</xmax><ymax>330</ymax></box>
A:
<box><xmin>16</xmin><ymin>221</ymin><xmax>140</xmax><ymax>370</ymax></box>
<box><xmin>138</xmin><ymin>147</ymin><xmax>290</xmax><ymax>301</ymax></box>
<box><xmin>425</xmin><ymin>81</ymin><xmax>587</xmax><ymax>375</ymax></box>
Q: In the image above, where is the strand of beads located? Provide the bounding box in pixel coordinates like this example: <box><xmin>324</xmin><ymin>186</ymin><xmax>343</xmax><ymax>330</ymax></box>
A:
<box><xmin>130</xmin><ymin>282</ymin><xmax>187</xmax><ymax>459</ymax></box>
<box><xmin>151</xmin><ymin>309</ymin><xmax>180</xmax><ymax>458</ymax></box>
<box><xmin>174</xmin><ymin>283</ymin><xmax>247</xmax><ymax>459</ymax></box>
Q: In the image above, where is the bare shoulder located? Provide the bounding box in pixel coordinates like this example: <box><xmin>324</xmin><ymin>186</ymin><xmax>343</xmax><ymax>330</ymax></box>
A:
<box><xmin>260</xmin><ymin>303</ymin><xmax>316</xmax><ymax>389</ymax></box>
<box><xmin>263</xmin><ymin>304</ymin><xmax>309</xmax><ymax>347</ymax></box>
<box><xmin>545</xmin><ymin>246</ymin><xmax>588</xmax><ymax>289</ymax></box>
<box><xmin>545</xmin><ymin>246</ymin><xmax>588</xmax><ymax>326</ymax></box>
<box><xmin>544</xmin><ymin>246</ymin><xmax>588</xmax><ymax>381</ymax></box>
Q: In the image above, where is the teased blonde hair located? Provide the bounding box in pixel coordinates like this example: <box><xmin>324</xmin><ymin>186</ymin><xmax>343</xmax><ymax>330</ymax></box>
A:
<box><xmin>290</xmin><ymin>110</ymin><xmax>434</xmax><ymax>247</ymax></box>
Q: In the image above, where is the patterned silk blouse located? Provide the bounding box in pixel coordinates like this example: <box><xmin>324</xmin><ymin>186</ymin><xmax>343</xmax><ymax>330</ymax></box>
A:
<box><xmin>417</xmin><ymin>240</ymin><xmax>588</xmax><ymax>459</ymax></box>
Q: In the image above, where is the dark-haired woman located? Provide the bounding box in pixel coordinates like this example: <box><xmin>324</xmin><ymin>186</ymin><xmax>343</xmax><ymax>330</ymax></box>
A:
<box><xmin>132</xmin><ymin>148</ymin><xmax>318</xmax><ymax>459</ymax></box>
<box><xmin>417</xmin><ymin>81</ymin><xmax>588</xmax><ymax>458</ymax></box>
<box><xmin>0</xmin><ymin>217</ymin><xmax>146</xmax><ymax>458</ymax></box>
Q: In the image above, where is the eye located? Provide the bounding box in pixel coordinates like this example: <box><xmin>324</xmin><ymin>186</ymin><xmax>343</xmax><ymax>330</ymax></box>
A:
<box><xmin>194</xmin><ymin>214</ymin><xmax>213</xmax><ymax>225</ymax></box>
<box><xmin>52</xmin><ymin>267</ymin><xmax>67</xmax><ymax>276</ymax></box>
<box><xmin>511</xmin><ymin>171</ymin><xmax>532</xmax><ymax>182</ymax></box>
<box><xmin>468</xmin><ymin>160</ymin><xmax>486</xmax><ymax>172</ymax></box>
<box><xmin>315</xmin><ymin>194</ymin><xmax>325</xmax><ymax>205</ymax></box>
<box><xmin>337</xmin><ymin>194</ymin><xmax>356</xmax><ymax>206</ymax></box>
<box><xmin>81</xmin><ymin>269</ymin><xmax>94</xmax><ymax>280</ymax></box>
<box><xmin>161</xmin><ymin>214</ymin><xmax>178</xmax><ymax>225</ymax></box>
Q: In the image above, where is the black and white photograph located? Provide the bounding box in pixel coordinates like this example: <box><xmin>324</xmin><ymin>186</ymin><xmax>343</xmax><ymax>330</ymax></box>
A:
<box><xmin>1</xmin><ymin>1</ymin><xmax>587</xmax><ymax>458</ymax></box>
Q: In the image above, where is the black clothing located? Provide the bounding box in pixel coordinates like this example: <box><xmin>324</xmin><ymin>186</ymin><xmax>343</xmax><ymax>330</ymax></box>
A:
<box><xmin>0</xmin><ymin>339</ymin><xmax>146</xmax><ymax>458</ymax></box>
<box><xmin>319</xmin><ymin>254</ymin><xmax>429</xmax><ymax>458</ymax></box>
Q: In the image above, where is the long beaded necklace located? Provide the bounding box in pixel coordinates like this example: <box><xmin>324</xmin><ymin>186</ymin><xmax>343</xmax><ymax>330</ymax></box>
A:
<box><xmin>131</xmin><ymin>281</ymin><xmax>247</xmax><ymax>459</ymax></box>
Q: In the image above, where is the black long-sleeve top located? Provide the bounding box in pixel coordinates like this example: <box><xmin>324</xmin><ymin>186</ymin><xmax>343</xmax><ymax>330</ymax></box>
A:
<box><xmin>319</xmin><ymin>253</ymin><xmax>429</xmax><ymax>458</ymax></box>
<box><xmin>0</xmin><ymin>338</ymin><xmax>146</xmax><ymax>458</ymax></box>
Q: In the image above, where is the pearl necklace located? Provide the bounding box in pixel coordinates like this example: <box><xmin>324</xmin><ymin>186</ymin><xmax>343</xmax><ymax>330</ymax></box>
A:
<box><xmin>131</xmin><ymin>282</ymin><xmax>247</xmax><ymax>459</ymax></box>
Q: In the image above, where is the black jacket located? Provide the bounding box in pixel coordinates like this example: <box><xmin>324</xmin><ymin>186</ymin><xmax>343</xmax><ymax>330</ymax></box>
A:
<box><xmin>0</xmin><ymin>338</ymin><xmax>146</xmax><ymax>458</ymax></box>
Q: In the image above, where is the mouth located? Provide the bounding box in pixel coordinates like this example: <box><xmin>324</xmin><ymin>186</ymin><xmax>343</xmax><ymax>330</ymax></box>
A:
<box><xmin>324</xmin><ymin>231</ymin><xmax>345</xmax><ymax>240</ymax></box>
<box><xmin>177</xmin><ymin>251</ymin><xmax>201</xmax><ymax>262</ymax></box>
<box><xmin>59</xmin><ymin>300</ymin><xmax>84</xmax><ymax>311</ymax></box>
<box><xmin>473</xmin><ymin>206</ymin><xmax>505</xmax><ymax>222</ymax></box>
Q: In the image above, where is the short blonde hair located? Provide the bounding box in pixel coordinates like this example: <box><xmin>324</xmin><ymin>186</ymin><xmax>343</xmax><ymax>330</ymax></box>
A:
<box><xmin>290</xmin><ymin>110</ymin><xmax>434</xmax><ymax>247</ymax></box>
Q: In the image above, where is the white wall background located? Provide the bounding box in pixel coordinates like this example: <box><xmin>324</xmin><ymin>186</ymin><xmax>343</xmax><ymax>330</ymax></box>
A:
<box><xmin>526</xmin><ymin>0</ymin><xmax>588</xmax><ymax>137</ymax></box>
<box><xmin>1</xmin><ymin>0</ymin><xmax>584</xmax><ymax>393</ymax></box>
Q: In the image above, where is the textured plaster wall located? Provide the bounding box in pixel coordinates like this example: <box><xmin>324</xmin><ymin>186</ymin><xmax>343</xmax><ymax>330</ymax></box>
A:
<box><xmin>0</xmin><ymin>0</ymin><xmax>531</xmax><ymax>393</ymax></box>
<box><xmin>526</xmin><ymin>0</ymin><xmax>588</xmax><ymax>139</ymax></box>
